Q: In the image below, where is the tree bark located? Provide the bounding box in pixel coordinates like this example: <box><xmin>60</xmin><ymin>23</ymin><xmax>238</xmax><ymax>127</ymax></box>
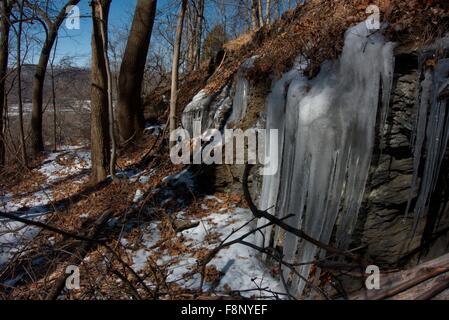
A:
<box><xmin>50</xmin><ymin>39</ymin><xmax>57</xmax><ymax>152</ymax></box>
<box><xmin>265</xmin><ymin>0</ymin><xmax>271</xmax><ymax>24</ymax></box>
<box><xmin>186</xmin><ymin>3</ymin><xmax>195</xmax><ymax>71</ymax></box>
<box><xmin>275</xmin><ymin>0</ymin><xmax>281</xmax><ymax>19</ymax></box>
<box><xmin>98</xmin><ymin>0</ymin><xmax>116</xmax><ymax>179</ymax></box>
<box><xmin>29</xmin><ymin>0</ymin><xmax>81</xmax><ymax>156</ymax></box>
<box><xmin>117</xmin><ymin>0</ymin><xmax>157</xmax><ymax>143</ymax></box>
<box><xmin>90</xmin><ymin>0</ymin><xmax>111</xmax><ymax>183</ymax></box>
<box><xmin>258</xmin><ymin>0</ymin><xmax>264</xmax><ymax>26</ymax></box>
<box><xmin>194</xmin><ymin>0</ymin><xmax>204</xmax><ymax>70</ymax></box>
<box><xmin>251</xmin><ymin>0</ymin><xmax>260</xmax><ymax>30</ymax></box>
<box><xmin>187</xmin><ymin>0</ymin><xmax>204</xmax><ymax>72</ymax></box>
<box><xmin>0</xmin><ymin>0</ymin><xmax>11</xmax><ymax>167</ymax></box>
<box><xmin>16</xmin><ymin>0</ymin><xmax>27</xmax><ymax>167</ymax></box>
<box><xmin>169</xmin><ymin>0</ymin><xmax>187</xmax><ymax>150</ymax></box>
<box><xmin>30</xmin><ymin>31</ymin><xmax>54</xmax><ymax>155</ymax></box>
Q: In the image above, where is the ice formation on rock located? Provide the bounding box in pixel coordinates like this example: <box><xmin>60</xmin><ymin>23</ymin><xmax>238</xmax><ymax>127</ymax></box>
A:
<box><xmin>181</xmin><ymin>57</ymin><xmax>257</xmax><ymax>138</ymax></box>
<box><xmin>406</xmin><ymin>40</ymin><xmax>449</xmax><ymax>228</ymax></box>
<box><xmin>181</xmin><ymin>90</ymin><xmax>214</xmax><ymax>137</ymax></box>
<box><xmin>257</xmin><ymin>22</ymin><xmax>395</xmax><ymax>295</ymax></box>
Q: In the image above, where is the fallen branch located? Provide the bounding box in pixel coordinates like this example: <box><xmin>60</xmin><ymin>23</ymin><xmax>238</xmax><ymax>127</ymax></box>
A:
<box><xmin>351</xmin><ymin>253</ymin><xmax>449</xmax><ymax>300</ymax></box>
<box><xmin>0</xmin><ymin>211</ymin><xmax>108</xmax><ymax>244</ymax></box>
<box><xmin>46</xmin><ymin>210</ymin><xmax>113</xmax><ymax>300</ymax></box>
<box><xmin>0</xmin><ymin>209</ymin><xmax>153</xmax><ymax>299</ymax></box>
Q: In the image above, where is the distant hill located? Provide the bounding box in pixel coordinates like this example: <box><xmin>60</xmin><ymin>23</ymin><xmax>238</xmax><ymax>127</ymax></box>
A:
<box><xmin>6</xmin><ymin>64</ymin><xmax>91</xmax><ymax>104</ymax></box>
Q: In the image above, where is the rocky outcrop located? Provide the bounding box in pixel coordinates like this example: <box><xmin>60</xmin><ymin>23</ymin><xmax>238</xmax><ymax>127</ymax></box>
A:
<box><xmin>197</xmin><ymin>48</ymin><xmax>449</xmax><ymax>272</ymax></box>
<box><xmin>355</xmin><ymin>52</ymin><xmax>449</xmax><ymax>267</ymax></box>
<box><xmin>180</xmin><ymin>17</ymin><xmax>449</xmax><ymax>299</ymax></box>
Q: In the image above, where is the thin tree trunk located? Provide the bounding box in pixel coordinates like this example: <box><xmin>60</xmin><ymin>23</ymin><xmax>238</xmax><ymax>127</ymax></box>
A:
<box><xmin>186</xmin><ymin>3</ymin><xmax>195</xmax><ymax>72</ymax></box>
<box><xmin>16</xmin><ymin>0</ymin><xmax>27</xmax><ymax>167</ymax></box>
<box><xmin>30</xmin><ymin>0</ymin><xmax>81</xmax><ymax>156</ymax></box>
<box><xmin>265</xmin><ymin>0</ymin><xmax>271</xmax><ymax>24</ymax></box>
<box><xmin>194</xmin><ymin>0</ymin><xmax>204</xmax><ymax>70</ymax></box>
<box><xmin>98</xmin><ymin>0</ymin><xmax>116</xmax><ymax>180</ymax></box>
<box><xmin>275</xmin><ymin>0</ymin><xmax>281</xmax><ymax>18</ymax></box>
<box><xmin>0</xmin><ymin>0</ymin><xmax>11</xmax><ymax>167</ymax></box>
<box><xmin>117</xmin><ymin>0</ymin><xmax>157</xmax><ymax>143</ymax></box>
<box><xmin>90</xmin><ymin>0</ymin><xmax>111</xmax><ymax>183</ymax></box>
<box><xmin>257</xmin><ymin>0</ymin><xmax>264</xmax><ymax>26</ymax></box>
<box><xmin>30</xmin><ymin>33</ymin><xmax>53</xmax><ymax>155</ymax></box>
<box><xmin>169</xmin><ymin>0</ymin><xmax>187</xmax><ymax>149</ymax></box>
<box><xmin>251</xmin><ymin>0</ymin><xmax>260</xmax><ymax>30</ymax></box>
<box><xmin>50</xmin><ymin>38</ymin><xmax>58</xmax><ymax>152</ymax></box>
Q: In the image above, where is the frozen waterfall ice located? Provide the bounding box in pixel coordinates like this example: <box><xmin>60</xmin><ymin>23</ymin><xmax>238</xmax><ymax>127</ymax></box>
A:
<box><xmin>257</xmin><ymin>21</ymin><xmax>395</xmax><ymax>296</ymax></box>
<box><xmin>406</xmin><ymin>44</ymin><xmax>449</xmax><ymax>230</ymax></box>
<box><xmin>181</xmin><ymin>57</ymin><xmax>257</xmax><ymax>138</ymax></box>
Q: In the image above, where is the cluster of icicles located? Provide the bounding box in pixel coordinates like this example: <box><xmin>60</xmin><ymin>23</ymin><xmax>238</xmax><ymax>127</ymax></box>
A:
<box><xmin>257</xmin><ymin>22</ymin><xmax>396</xmax><ymax>295</ymax></box>
<box><xmin>181</xmin><ymin>21</ymin><xmax>449</xmax><ymax>297</ymax></box>
<box><xmin>181</xmin><ymin>56</ymin><xmax>255</xmax><ymax>136</ymax></box>
<box><xmin>406</xmin><ymin>39</ymin><xmax>449</xmax><ymax>228</ymax></box>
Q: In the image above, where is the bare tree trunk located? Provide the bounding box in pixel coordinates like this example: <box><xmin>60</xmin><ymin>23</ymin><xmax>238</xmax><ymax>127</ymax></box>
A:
<box><xmin>16</xmin><ymin>0</ymin><xmax>27</xmax><ymax>167</ymax></box>
<box><xmin>186</xmin><ymin>3</ymin><xmax>195</xmax><ymax>72</ymax></box>
<box><xmin>90</xmin><ymin>0</ymin><xmax>111</xmax><ymax>183</ymax></box>
<box><xmin>257</xmin><ymin>0</ymin><xmax>264</xmax><ymax>26</ymax></box>
<box><xmin>275</xmin><ymin>0</ymin><xmax>281</xmax><ymax>19</ymax></box>
<box><xmin>50</xmin><ymin>38</ymin><xmax>58</xmax><ymax>152</ymax></box>
<box><xmin>265</xmin><ymin>0</ymin><xmax>271</xmax><ymax>24</ymax></box>
<box><xmin>251</xmin><ymin>0</ymin><xmax>260</xmax><ymax>30</ymax></box>
<box><xmin>30</xmin><ymin>0</ymin><xmax>81</xmax><ymax>156</ymax></box>
<box><xmin>98</xmin><ymin>0</ymin><xmax>116</xmax><ymax>180</ymax></box>
<box><xmin>30</xmin><ymin>32</ymin><xmax>53</xmax><ymax>155</ymax></box>
<box><xmin>242</xmin><ymin>0</ymin><xmax>251</xmax><ymax>32</ymax></box>
<box><xmin>194</xmin><ymin>0</ymin><xmax>204</xmax><ymax>70</ymax></box>
<box><xmin>0</xmin><ymin>0</ymin><xmax>11</xmax><ymax>167</ymax></box>
<box><xmin>186</xmin><ymin>0</ymin><xmax>203</xmax><ymax>72</ymax></box>
<box><xmin>117</xmin><ymin>0</ymin><xmax>157</xmax><ymax>143</ymax></box>
<box><xmin>169</xmin><ymin>0</ymin><xmax>187</xmax><ymax>150</ymax></box>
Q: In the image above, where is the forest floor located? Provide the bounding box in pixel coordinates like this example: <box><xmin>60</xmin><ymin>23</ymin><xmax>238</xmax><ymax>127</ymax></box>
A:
<box><xmin>0</xmin><ymin>129</ymin><xmax>283</xmax><ymax>300</ymax></box>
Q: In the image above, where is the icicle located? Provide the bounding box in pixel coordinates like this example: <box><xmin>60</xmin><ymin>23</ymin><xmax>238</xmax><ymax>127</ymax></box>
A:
<box><xmin>258</xmin><ymin>22</ymin><xmax>395</xmax><ymax>296</ymax></box>
<box><xmin>182</xmin><ymin>57</ymin><xmax>259</xmax><ymax>137</ymax></box>
<box><xmin>181</xmin><ymin>90</ymin><xmax>213</xmax><ymax>138</ymax></box>
<box><xmin>226</xmin><ymin>56</ymin><xmax>258</xmax><ymax>128</ymax></box>
<box><xmin>405</xmin><ymin>69</ymin><xmax>433</xmax><ymax>218</ymax></box>
<box><xmin>226</xmin><ymin>76</ymin><xmax>249</xmax><ymax>127</ymax></box>
<box><xmin>407</xmin><ymin>55</ymin><xmax>449</xmax><ymax>228</ymax></box>
<box><xmin>211</xmin><ymin>85</ymin><xmax>232</xmax><ymax>129</ymax></box>
<box><xmin>255</xmin><ymin>68</ymin><xmax>302</xmax><ymax>248</ymax></box>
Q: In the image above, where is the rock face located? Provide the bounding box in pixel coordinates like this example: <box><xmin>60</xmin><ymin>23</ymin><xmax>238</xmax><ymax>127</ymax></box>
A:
<box><xmin>202</xmin><ymin>50</ymin><xmax>449</xmax><ymax>266</ymax></box>
<box><xmin>357</xmin><ymin>68</ymin><xmax>421</xmax><ymax>265</ymax></box>
<box><xmin>185</xmin><ymin>41</ymin><xmax>449</xmax><ymax>296</ymax></box>
<box><xmin>356</xmin><ymin>53</ymin><xmax>449</xmax><ymax>267</ymax></box>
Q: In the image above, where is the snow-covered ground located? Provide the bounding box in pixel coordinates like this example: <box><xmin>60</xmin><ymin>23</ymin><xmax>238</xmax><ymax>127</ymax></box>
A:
<box><xmin>0</xmin><ymin>147</ymin><xmax>91</xmax><ymax>266</ymax></box>
<box><xmin>125</xmin><ymin>203</ymin><xmax>283</xmax><ymax>298</ymax></box>
<box><xmin>1</xmin><ymin>146</ymin><xmax>282</xmax><ymax>298</ymax></box>
<box><xmin>39</xmin><ymin>148</ymin><xmax>91</xmax><ymax>184</ymax></box>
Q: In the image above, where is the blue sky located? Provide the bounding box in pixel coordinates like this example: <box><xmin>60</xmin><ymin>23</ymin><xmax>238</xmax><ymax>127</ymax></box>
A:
<box><xmin>55</xmin><ymin>0</ymin><xmax>139</xmax><ymax>66</ymax></box>
<box><xmin>51</xmin><ymin>0</ymin><xmax>247</xmax><ymax>67</ymax></box>
<box><xmin>47</xmin><ymin>0</ymin><xmax>265</xmax><ymax>67</ymax></box>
